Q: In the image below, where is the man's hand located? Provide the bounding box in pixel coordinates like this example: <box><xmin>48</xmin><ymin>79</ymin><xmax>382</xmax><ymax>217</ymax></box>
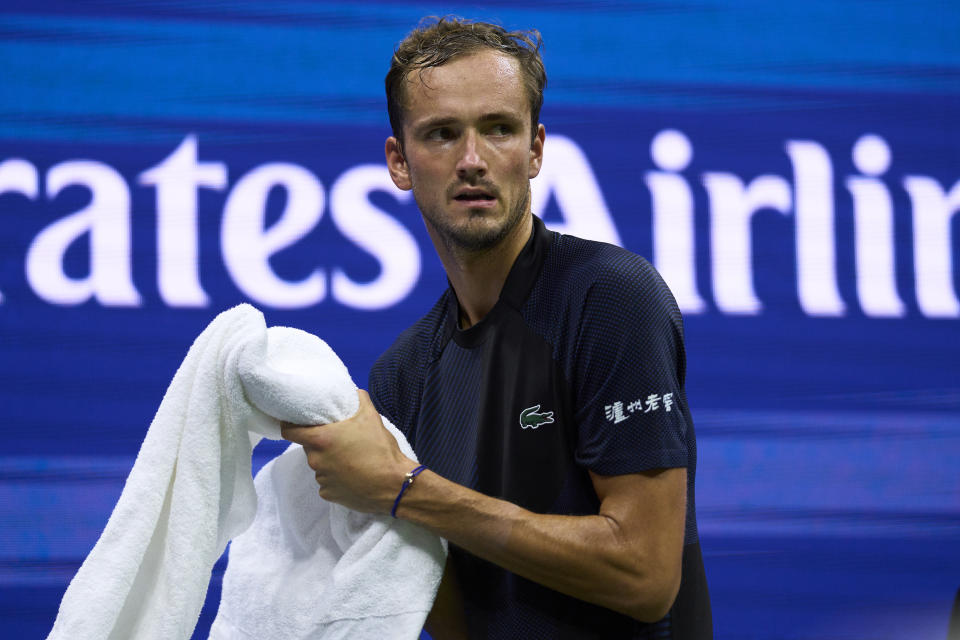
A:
<box><xmin>280</xmin><ymin>390</ymin><xmax>416</xmax><ymax>514</ymax></box>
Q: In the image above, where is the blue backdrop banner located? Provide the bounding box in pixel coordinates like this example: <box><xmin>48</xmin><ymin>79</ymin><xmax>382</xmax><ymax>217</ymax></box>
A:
<box><xmin>1</xmin><ymin>2</ymin><xmax>958</xmax><ymax>638</ymax></box>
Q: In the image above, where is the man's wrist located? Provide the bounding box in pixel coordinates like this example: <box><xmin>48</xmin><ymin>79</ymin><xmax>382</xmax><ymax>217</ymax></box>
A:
<box><xmin>391</xmin><ymin>464</ymin><xmax>428</xmax><ymax>518</ymax></box>
<box><xmin>377</xmin><ymin>457</ymin><xmax>419</xmax><ymax>515</ymax></box>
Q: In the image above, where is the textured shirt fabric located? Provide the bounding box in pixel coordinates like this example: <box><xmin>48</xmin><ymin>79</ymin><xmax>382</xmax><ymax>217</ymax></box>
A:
<box><xmin>369</xmin><ymin>215</ymin><xmax>711</xmax><ymax>639</ymax></box>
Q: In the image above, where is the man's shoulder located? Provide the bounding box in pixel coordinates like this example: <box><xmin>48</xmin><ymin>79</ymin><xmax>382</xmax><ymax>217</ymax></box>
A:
<box><xmin>539</xmin><ymin>231</ymin><xmax>677</xmax><ymax>316</ymax></box>
<box><xmin>369</xmin><ymin>289</ymin><xmax>451</xmax><ymax>384</ymax></box>
<box><xmin>522</xmin><ymin>230</ymin><xmax>684</xmax><ymax>384</ymax></box>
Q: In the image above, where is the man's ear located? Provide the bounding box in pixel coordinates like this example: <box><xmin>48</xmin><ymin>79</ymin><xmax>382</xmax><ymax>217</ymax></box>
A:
<box><xmin>385</xmin><ymin>136</ymin><xmax>412</xmax><ymax>191</ymax></box>
<box><xmin>528</xmin><ymin>123</ymin><xmax>546</xmax><ymax>179</ymax></box>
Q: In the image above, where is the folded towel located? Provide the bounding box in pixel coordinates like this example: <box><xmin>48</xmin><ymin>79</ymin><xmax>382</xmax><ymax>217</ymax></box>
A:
<box><xmin>47</xmin><ymin>304</ymin><xmax>446</xmax><ymax>640</ymax></box>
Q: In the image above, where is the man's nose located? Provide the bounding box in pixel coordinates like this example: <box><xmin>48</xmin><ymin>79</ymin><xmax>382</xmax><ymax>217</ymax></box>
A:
<box><xmin>456</xmin><ymin>130</ymin><xmax>487</xmax><ymax>179</ymax></box>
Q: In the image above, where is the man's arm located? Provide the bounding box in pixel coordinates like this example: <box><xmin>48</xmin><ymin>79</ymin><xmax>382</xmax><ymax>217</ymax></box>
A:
<box><xmin>281</xmin><ymin>390</ymin><xmax>686</xmax><ymax>623</ymax></box>
<box><xmin>403</xmin><ymin>457</ymin><xmax>686</xmax><ymax>622</ymax></box>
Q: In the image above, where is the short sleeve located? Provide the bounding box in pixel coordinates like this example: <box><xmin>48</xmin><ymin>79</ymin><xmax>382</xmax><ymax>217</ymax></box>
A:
<box><xmin>572</xmin><ymin>254</ymin><xmax>690</xmax><ymax>475</ymax></box>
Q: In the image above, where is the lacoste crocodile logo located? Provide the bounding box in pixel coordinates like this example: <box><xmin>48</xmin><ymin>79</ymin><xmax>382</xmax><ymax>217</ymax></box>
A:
<box><xmin>519</xmin><ymin>405</ymin><xmax>554</xmax><ymax>430</ymax></box>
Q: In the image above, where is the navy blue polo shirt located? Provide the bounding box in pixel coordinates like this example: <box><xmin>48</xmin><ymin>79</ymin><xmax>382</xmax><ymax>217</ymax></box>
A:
<box><xmin>369</xmin><ymin>215</ymin><xmax>711</xmax><ymax>639</ymax></box>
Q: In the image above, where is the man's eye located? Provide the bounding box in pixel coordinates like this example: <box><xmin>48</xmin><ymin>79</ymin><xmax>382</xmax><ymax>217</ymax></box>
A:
<box><xmin>489</xmin><ymin>124</ymin><xmax>512</xmax><ymax>136</ymax></box>
<box><xmin>427</xmin><ymin>128</ymin><xmax>453</xmax><ymax>141</ymax></box>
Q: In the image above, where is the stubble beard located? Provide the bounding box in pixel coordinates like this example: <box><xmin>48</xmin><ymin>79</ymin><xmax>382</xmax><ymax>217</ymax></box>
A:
<box><xmin>420</xmin><ymin>185</ymin><xmax>531</xmax><ymax>255</ymax></box>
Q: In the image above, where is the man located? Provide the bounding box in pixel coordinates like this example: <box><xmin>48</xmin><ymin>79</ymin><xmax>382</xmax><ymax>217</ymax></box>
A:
<box><xmin>282</xmin><ymin>16</ymin><xmax>712</xmax><ymax>639</ymax></box>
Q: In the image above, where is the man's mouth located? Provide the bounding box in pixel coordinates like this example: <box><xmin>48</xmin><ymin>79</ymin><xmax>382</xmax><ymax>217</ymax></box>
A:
<box><xmin>454</xmin><ymin>191</ymin><xmax>496</xmax><ymax>203</ymax></box>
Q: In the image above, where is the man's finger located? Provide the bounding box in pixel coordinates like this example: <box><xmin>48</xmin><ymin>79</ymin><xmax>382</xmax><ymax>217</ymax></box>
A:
<box><xmin>280</xmin><ymin>421</ymin><xmax>321</xmax><ymax>445</ymax></box>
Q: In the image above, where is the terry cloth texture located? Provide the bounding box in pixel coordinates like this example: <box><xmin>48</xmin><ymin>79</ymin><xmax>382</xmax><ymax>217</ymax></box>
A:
<box><xmin>47</xmin><ymin>304</ymin><xmax>446</xmax><ymax>640</ymax></box>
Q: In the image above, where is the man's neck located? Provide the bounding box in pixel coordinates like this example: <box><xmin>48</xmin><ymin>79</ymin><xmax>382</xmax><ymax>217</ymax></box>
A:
<box><xmin>429</xmin><ymin>214</ymin><xmax>533</xmax><ymax>329</ymax></box>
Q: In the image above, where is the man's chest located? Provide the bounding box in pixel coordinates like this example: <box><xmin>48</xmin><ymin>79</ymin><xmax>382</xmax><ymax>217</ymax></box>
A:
<box><xmin>412</xmin><ymin>315</ymin><xmax>584</xmax><ymax>513</ymax></box>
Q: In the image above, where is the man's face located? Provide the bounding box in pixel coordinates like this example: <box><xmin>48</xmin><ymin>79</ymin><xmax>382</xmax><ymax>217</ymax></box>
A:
<box><xmin>386</xmin><ymin>49</ymin><xmax>545</xmax><ymax>253</ymax></box>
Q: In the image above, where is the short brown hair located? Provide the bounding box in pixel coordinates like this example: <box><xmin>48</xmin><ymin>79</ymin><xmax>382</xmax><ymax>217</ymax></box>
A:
<box><xmin>385</xmin><ymin>16</ymin><xmax>546</xmax><ymax>143</ymax></box>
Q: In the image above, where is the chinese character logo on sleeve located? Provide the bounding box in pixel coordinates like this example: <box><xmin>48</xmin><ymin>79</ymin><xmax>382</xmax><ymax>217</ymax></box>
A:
<box><xmin>604</xmin><ymin>392</ymin><xmax>674</xmax><ymax>424</ymax></box>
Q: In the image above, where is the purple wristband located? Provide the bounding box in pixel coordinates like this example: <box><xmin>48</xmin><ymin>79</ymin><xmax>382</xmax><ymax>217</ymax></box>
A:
<box><xmin>390</xmin><ymin>464</ymin><xmax>427</xmax><ymax>518</ymax></box>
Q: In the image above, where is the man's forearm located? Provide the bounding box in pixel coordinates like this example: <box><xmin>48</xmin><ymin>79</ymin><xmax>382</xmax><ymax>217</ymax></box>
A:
<box><xmin>394</xmin><ymin>468</ymin><xmax>685</xmax><ymax>622</ymax></box>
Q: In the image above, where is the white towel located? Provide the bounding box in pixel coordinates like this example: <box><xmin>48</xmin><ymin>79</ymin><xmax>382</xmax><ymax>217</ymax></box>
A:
<box><xmin>47</xmin><ymin>304</ymin><xmax>446</xmax><ymax>640</ymax></box>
